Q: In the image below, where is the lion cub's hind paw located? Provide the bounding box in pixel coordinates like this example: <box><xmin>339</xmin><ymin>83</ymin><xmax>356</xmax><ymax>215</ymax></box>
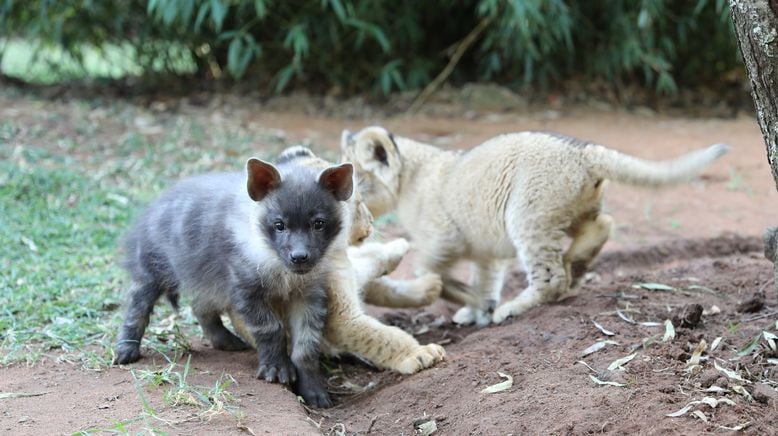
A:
<box><xmin>416</xmin><ymin>273</ymin><xmax>443</xmax><ymax>305</ymax></box>
<box><xmin>383</xmin><ymin>238</ymin><xmax>410</xmax><ymax>271</ymax></box>
<box><xmin>394</xmin><ymin>344</ymin><xmax>446</xmax><ymax>374</ymax></box>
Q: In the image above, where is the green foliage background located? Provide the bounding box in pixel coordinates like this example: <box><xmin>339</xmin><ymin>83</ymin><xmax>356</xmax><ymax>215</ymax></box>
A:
<box><xmin>0</xmin><ymin>0</ymin><xmax>740</xmax><ymax>94</ymax></box>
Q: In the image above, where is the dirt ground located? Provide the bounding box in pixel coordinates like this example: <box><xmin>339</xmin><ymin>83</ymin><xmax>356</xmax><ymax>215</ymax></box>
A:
<box><xmin>2</xmin><ymin>90</ymin><xmax>778</xmax><ymax>435</ymax></box>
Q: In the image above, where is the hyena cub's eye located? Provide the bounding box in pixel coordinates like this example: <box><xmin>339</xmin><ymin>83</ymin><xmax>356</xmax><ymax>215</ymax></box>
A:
<box><xmin>313</xmin><ymin>219</ymin><xmax>325</xmax><ymax>231</ymax></box>
<box><xmin>274</xmin><ymin>221</ymin><xmax>285</xmax><ymax>232</ymax></box>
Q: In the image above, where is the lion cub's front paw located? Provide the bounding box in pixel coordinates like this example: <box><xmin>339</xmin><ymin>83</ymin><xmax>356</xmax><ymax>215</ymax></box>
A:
<box><xmin>393</xmin><ymin>344</ymin><xmax>446</xmax><ymax>374</ymax></box>
<box><xmin>452</xmin><ymin>306</ymin><xmax>491</xmax><ymax>326</ymax></box>
<box><xmin>492</xmin><ymin>300</ymin><xmax>531</xmax><ymax>324</ymax></box>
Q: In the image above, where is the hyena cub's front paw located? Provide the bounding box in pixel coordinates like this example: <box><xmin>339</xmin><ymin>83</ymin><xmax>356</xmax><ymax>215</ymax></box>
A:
<box><xmin>295</xmin><ymin>372</ymin><xmax>333</xmax><ymax>408</ymax></box>
<box><xmin>256</xmin><ymin>354</ymin><xmax>297</xmax><ymax>385</ymax></box>
<box><xmin>393</xmin><ymin>344</ymin><xmax>446</xmax><ymax>375</ymax></box>
<box><xmin>114</xmin><ymin>341</ymin><xmax>142</xmax><ymax>365</ymax></box>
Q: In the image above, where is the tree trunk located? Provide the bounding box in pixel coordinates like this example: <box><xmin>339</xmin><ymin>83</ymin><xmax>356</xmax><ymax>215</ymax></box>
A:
<box><xmin>729</xmin><ymin>1</ymin><xmax>778</xmax><ymax>284</ymax></box>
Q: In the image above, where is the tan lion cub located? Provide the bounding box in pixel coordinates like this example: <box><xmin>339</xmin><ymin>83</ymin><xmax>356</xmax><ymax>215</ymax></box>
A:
<box><xmin>228</xmin><ymin>146</ymin><xmax>444</xmax><ymax>375</ymax></box>
<box><xmin>341</xmin><ymin>126</ymin><xmax>729</xmax><ymax>325</ymax></box>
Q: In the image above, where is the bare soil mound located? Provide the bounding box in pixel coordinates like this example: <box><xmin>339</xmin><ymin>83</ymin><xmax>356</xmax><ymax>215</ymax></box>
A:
<box><xmin>320</xmin><ymin>234</ymin><xmax>777</xmax><ymax>435</ymax></box>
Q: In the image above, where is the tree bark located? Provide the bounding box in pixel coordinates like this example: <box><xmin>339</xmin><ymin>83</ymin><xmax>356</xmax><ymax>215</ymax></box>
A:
<box><xmin>730</xmin><ymin>0</ymin><xmax>778</xmax><ymax>191</ymax></box>
<box><xmin>730</xmin><ymin>1</ymin><xmax>778</xmax><ymax>284</ymax></box>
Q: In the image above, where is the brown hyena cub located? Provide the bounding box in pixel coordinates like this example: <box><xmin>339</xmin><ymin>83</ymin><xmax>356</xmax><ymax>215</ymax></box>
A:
<box><xmin>114</xmin><ymin>156</ymin><xmax>355</xmax><ymax>408</ymax></box>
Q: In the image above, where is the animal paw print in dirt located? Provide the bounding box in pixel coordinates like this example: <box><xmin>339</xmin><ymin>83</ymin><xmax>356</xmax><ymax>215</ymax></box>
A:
<box><xmin>393</xmin><ymin>343</ymin><xmax>446</xmax><ymax>374</ymax></box>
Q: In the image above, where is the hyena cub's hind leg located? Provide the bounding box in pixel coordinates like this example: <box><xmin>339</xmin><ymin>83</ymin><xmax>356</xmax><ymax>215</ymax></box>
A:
<box><xmin>564</xmin><ymin>213</ymin><xmax>613</xmax><ymax>289</ymax></box>
<box><xmin>191</xmin><ymin>305</ymin><xmax>250</xmax><ymax>352</ymax></box>
<box><xmin>115</xmin><ymin>281</ymin><xmax>166</xmax><ymax>364</ymax></box>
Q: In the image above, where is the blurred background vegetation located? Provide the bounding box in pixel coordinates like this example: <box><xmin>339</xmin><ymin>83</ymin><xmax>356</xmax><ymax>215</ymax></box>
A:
<box><xmin>0</xmin><ymin>0</ymin><xmax>740</xmax><ymax>96</ymax></box>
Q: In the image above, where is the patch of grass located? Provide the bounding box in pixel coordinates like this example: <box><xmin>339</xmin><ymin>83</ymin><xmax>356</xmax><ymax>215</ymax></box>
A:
<box><xmin>76</xmin><ymin>355</ymin><xmax>239</xmax><ymax>434</ymax></box>
<box><xmin>0</xmin><ymin>159</ymin><xmax>130</xmax><ymax>365</ymax></box>
<box><xmin>0</xmin><ymin>93</ymin><xmax>295</xmax><ymax>366</ymax></box>
<box><xmin>134</xmin><ymin>354</ymin><xmax>237</xmax><ymax>416</ymax></box>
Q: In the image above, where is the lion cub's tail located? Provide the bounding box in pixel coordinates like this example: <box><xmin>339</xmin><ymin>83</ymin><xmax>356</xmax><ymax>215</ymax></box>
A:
<box><xmin>585</xmin><ymin>143</ymin><xmax>729</xmax><ymax>187</ymax></box>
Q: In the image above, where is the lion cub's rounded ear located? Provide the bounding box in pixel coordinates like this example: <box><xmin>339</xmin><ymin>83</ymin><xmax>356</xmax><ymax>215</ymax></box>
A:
<box><xmin>318</xmin><ymin>163</ymin><xmax>354</xmax><ymax>201</ymax></box>
<box><xmin>246</xmin><ymin>158</ymin><xmax>281</xmax><ymax>201</ymax></box>
<box><xmin>340</xmin><ymin>129</ymin><xmax>355</xmax><ymax>152</ymax></box>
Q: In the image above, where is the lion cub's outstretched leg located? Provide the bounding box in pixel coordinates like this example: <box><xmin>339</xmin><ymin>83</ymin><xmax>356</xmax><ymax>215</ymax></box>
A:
<box><xmin>325</xmin><ymin>267</ymin><xmax>445</xmax><ymax>374</ymax></box>
<box><xmin>564</xmin><ymin>214</ymin><xmax>613</xmax><ymax>289</ymax></box>
<box><xmin>493</xmin><ymin>223</ymin><xmax>570</xmax><ymax>324</ymax></box>
<box><xmin>452</xmin><ymin>259</ymin><xmax>511</xmax><ymax>326</ymax></box>
<box><xmin>362</xmin><ymin>275</ymin><xmax>442</xmax><ymax>308</ymax></box>
<box><xmin>349</xmin><ymin>239</ymin><xmax>442</xmax><ymax>308</ymax></box>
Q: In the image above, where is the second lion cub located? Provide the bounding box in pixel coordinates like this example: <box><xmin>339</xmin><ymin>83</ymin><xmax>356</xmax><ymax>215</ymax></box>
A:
<box><xmin>342</xmin><ymin>127</ymin><xmax>729</xmax><ymax>325</ymax></box>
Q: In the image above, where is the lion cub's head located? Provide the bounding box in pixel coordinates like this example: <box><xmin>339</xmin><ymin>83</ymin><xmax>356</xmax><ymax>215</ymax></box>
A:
<box><xmin>340</xmin><ymin>126</ymin><xmax>402</xmax><ymax>218</ymax></box>
<box><xmin>276</xmin><ymin>146</ymin><xmax>373</xmax><ymax>245</ymax></box>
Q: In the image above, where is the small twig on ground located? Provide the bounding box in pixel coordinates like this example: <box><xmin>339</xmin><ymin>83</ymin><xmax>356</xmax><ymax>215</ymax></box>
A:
<box><xmin>366</xmin><ymin>414</ymin><xmax>380</xmax><ymax>434</ymax></box>
<box><xmin>408</xmin><ymin>16</ymin><xmax>492</xmax><ymax>113</ymax></box>
<box><xmin>758</xmin><ymin>277</ymin><xmax>775</xmax><ymax>294</ymax></box>
<box><xmin>741</xmin><ymin>309</ymin><xmax>778</xmax><ymax>322</ymax></box>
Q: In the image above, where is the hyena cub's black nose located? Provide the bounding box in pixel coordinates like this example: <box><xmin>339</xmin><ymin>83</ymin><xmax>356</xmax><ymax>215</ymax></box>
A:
<box><xmin>290</xmin><ymin>251</ymin><xmax>310</xmax><ymax>264</ymax></box>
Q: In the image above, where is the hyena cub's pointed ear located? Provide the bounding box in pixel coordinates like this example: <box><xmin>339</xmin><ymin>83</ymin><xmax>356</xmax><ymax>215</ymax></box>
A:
<box><xmin>318</xmin><ymin>163</ymin><xmax>354</xmax><ymax>201</ymax></box>
<box><xmin>246</xmin><ymin>158</ymin><xmax>282</xmax><ymax>201</ymax></box>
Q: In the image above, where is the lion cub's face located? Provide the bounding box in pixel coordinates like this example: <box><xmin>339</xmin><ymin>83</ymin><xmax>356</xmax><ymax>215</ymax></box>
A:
<box><xmin>340</xmin><ymin>127</ymin><xmax>402</xmax><ymax>218</ymax></box>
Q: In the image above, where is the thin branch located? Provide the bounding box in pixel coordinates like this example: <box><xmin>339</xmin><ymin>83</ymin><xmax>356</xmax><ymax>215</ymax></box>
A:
<box><xmin>408</xmin><ymin>16</ymin><xmax>492</xmax><ymax>113</ymax></box>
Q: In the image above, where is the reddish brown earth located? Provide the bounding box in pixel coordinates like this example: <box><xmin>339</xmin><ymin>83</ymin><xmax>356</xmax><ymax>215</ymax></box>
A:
<box><xmin>2</xmin><ymin>91</ymin><xmax>778</xmax><ymax>435</ymax></box>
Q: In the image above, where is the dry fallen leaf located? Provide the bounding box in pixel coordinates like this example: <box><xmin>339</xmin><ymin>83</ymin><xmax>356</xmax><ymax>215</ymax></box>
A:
<box><xmin>608</xmin><ymin>353</ymin><xmax>637</xmax><ymax>371</ymax></box>
<box><xmin>589</xmin><ymin>375</ymin><xmax>625</xmax><ymax>387</ymax></box>
<box><xmin>580</xmin><ymin>340</ymin><xmax>619</xmax><ymax>357</ymax></box>
<box><xmin>20</xmin><ymin>236</ymin><xmax>38</xmax><ymax>252</ymax></box>
<box><xmin>763</xmin><ymin>331</ymin><xmax>777</xmax><ymax>352</ymax></box>
<box><xmin>662</xmin><ymin>320</ymin><xmax>675</xmax><ymax>342</ymax></box>
<box><xmin>0</xmin><ymin>392</ymin><xmax>48</xmax><ymax>399</ymax></box>
<box><xmin>731</xmin><ymin>385</ymin><xmax>753</xmax><ymax>401</ymax></box>
<box><xmin>691</xmin><ymin>410</ymin><xmax>708</xmax><ymax>422</ymax></box>
<box><xmin>632</xmin><ymin>282</ymin><xmax>675</xmax><ymax>291</ymax></box>
<box><xmin>480</xmin><ymin>372</ymin><xmax>513</xmax><ymax>394</ymax></box>
<box><xmin>638</xmin><ymin>321</ymin><xmax>662</xmax><ymax>327</ymax></box>
<box><xmin>666</xmin><ymin>404</ymin><xmax>695</xmax><ymax>417</ymax></box>
<box><xmin>703</xmin><ymin>386</ymin><xmax>728</xmax><ymax>393</ymax></box>
<box><xmin>713</xmin><ymin>360</ymin><xmax>749</xmax><ymax>384</ymax></box>
<box><xmin>710</xmin><ymin>336</ymin><xmax>723</xmax><ymax>352</ymax></box>
<box><xmin>718</xmin><ymin>422</ymin><xmax>751</xmax><ymax>431</ymax></box>
<box><xmin>617</xmin><ymin>311</ymin><xmax>636</xmax><ymax>324</ymax></box>
<box><xmin>415</xmin><ymin>419</ymin><xmax>437</xmax><ymax>436</ymax></box>
<box><xmin>592</xmin><ymin>320</ymin><xmax>615</xmax><ymax>336</ymax></box>
<box><xmin>687</xmin><ymin>339</ymin><xmax>708</xmax><ymax>366</ymax></box>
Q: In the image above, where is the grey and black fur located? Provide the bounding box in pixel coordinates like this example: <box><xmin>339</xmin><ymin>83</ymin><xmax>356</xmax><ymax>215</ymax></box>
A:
<box><xmin>114</xmin><ymin>156</ymin><xmax>354</xmax><ymax>408</ymax></box>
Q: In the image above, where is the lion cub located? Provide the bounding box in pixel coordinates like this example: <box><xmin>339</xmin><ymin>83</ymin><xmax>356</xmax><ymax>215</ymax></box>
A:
<box><xmin>341</xmin><ymin>126</ymin><xmax>729</xmax><ymax>325</ymax></box>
